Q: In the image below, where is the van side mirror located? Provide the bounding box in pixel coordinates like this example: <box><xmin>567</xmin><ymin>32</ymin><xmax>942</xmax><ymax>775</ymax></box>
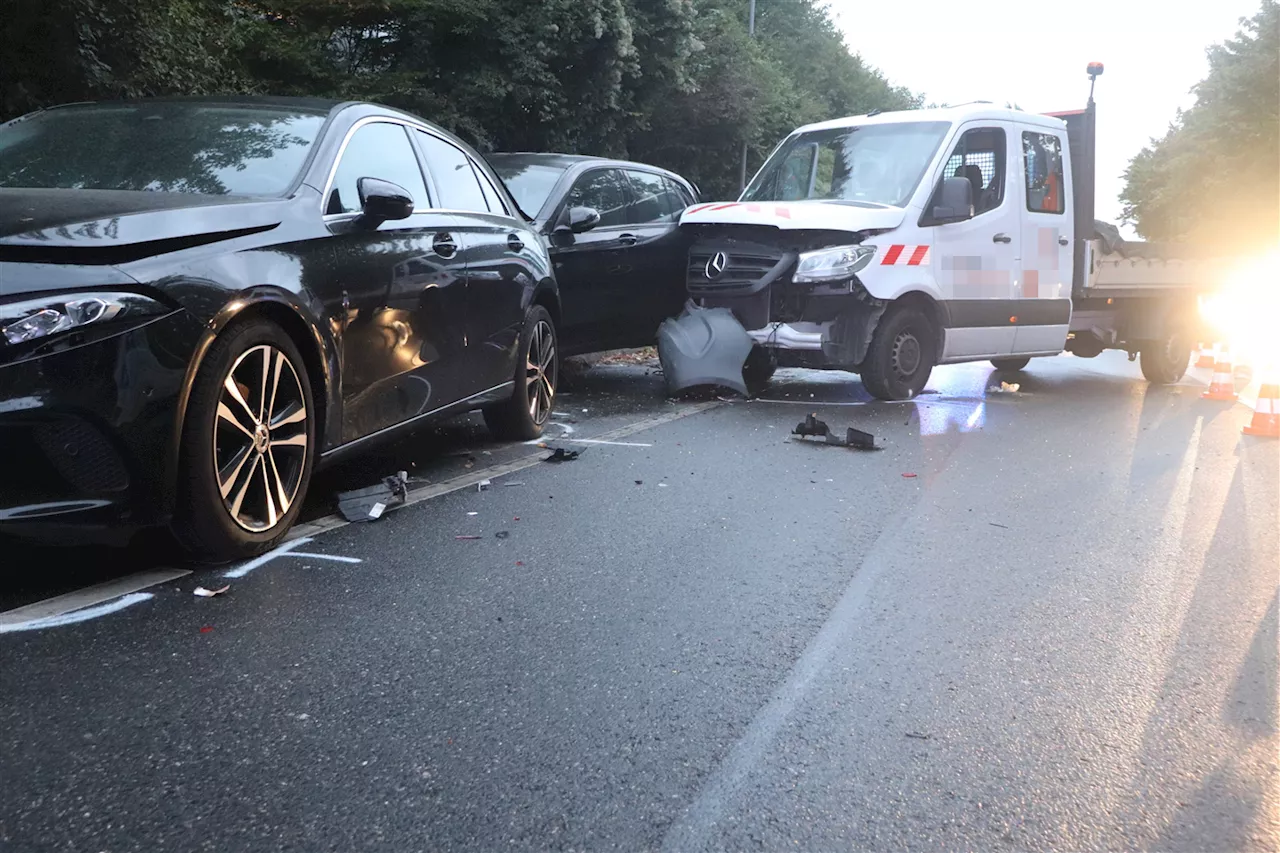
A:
<box><xmin>928</xmin><ymin>176</ymin><xmax>974</xmax><ymax>223</ymax></box>
<box><xmin>358</xmin><ymin>177</ymin><xmax>414</xmax><ymax>225</ymax></box>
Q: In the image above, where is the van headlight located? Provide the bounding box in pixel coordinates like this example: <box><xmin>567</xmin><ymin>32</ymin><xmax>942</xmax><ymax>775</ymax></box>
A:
<box><xmin>793</xmin><ymin>245</ymin><xmax>876</xmax><ymax>283</ymax></box>
<box><xmin>0</xmin><ymin>292</ymin><xmax>166</xmax><ymax>347</ymax></box>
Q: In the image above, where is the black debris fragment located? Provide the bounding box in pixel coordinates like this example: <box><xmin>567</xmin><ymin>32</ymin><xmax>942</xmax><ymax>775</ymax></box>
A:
<box><xmin>791</xmin><ymin>414</ymin><xmax>880</xmax><ymax>450</ymax></box>
<box><xmin>337</xmin><ymin>471</ymin><xmax>409</xmax><ymax>522</ymax></box>
<box><xmin>544</xmin><ymin>447</ymin><xmax>582</xmax><ymax>463</ymax></box>
<box><xmin>495</xmin><ymin>531</ymin><xmax>510</xmax><ymax>540</ymax></box>
<box><xmin>905</xmin><ymin>732</ymin><xmax>932</xmax><ymax>740</ymax></box>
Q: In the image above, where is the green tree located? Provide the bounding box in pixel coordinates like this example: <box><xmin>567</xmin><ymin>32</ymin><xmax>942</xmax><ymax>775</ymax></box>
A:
<box><xmin>1120</xmin><ymin>0</ymin><xmax>1279</xmax><ymax>252</ymax></box>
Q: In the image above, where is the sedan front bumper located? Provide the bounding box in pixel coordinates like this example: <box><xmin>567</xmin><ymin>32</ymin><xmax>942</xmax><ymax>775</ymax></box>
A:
<box><xmin>0</xmin><ymin>311</ymin><xmax>201</xmax><ymax>545</ymax></box>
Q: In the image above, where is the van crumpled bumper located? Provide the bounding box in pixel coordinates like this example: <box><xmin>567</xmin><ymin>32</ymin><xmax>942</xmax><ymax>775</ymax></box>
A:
<box><xmin>656</xmin><ymin>301</ymin><xmax>754</xmax><ymax>396</ymax></box>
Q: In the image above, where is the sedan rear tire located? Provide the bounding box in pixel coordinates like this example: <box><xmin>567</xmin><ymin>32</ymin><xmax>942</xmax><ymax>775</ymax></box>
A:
<box><xmin>484</xmin><ymin>305</ymin><xmax>558</xmax><ymax>441</ymax></box>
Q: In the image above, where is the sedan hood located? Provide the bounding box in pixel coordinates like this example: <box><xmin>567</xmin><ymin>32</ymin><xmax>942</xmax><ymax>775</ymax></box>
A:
<box><xmin>680</xmin><ymin>199</ymin><xmax>907</xmax><ymax>232</ymax></box>
<box><xmin>0</xmin><ymin>188</ymin><xmax>284</xmax><ymax>265</ymax></box>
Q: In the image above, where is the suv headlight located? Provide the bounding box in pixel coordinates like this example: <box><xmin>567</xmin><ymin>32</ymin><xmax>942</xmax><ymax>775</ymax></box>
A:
<box><xmin>793</xmin><ymin>245</ymin><xmax>877</xmax><ymax>283</ymax></box>
<box><xmin>0</xmin><ymin>292</ymin><xmax>166</xmax><ymax>347</ymax></box>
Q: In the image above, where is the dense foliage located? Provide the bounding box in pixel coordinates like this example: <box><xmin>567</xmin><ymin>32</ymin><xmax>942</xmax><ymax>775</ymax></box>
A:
<box><xmin>1121</xmin><ymin>1</ymin><xmax>1278</xmax><ymax>252</ymax></box>
<box><xmin>0</xmin><ymin>0</ymin><xmax>919</xmax><ymax>199</ymax></box>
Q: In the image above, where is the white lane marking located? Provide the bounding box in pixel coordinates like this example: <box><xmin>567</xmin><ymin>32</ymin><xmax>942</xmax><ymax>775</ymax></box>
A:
<box><xmin>659</xmin><ymin>490</ymin><xmax>914</xmax><ymax>852</ymax></box>
<box><xmin>557</xmin><ymin>438</ymin><xmax>653</xmax><ymax>447</ymax></box>
<box><xmin>287</xmin><ymin>402</ymin><xmax>722</xmax><ymax>542</ymax></box>
<box><xmin>524</xmin><ymin>421</ymin><xmax>575</xmax><ymax>445</ymax></box>
<box><xmin>0</xmin><ymin>569</ymin><xmax>190</xmax><ymax>627</ymax></box>
<box><xmin>288</xmin><ymin>552</ymin><xmax>363</xmax><ymax>564</ymax></box>
<box><xmin>222</xmin><ymin>537</ymin><xmax>312</xmax><ymax>578</ymax></box>
<box><xmin>0</xmin><ymin>592</ymin><xmax>154</xmax><ymax>634</ymax></box>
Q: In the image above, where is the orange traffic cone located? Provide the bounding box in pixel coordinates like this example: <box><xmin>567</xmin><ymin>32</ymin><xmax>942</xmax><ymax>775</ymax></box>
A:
<box><xmin>1243</xmin><ymin>381</ymin><xmax>1280</xmax><ymax>437</ymax></box>
<box><xmin>1194</xmin><ymin>343</ymin><xmax>1216</xmax><ymax>369</ymax></box>
<box><xmin>1202</xmin><ymin>349</ymin><xmax>1238</xmax><ymax>401</ymax></box>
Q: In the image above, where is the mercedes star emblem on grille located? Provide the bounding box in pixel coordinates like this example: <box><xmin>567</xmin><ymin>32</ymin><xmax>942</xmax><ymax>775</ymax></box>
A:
<box><xmin>705</xmin><ymin>252</ymin><xmax>728</xmax><ymax>279</ymax></box>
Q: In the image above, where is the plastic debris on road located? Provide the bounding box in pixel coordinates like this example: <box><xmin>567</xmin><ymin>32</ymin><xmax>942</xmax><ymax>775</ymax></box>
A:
<box><xmin>791</xmin><ymin>413</ymin><xmax>879</xmax><ymax>450</ymax></box>
<box><xmin>988</xmin><ymin>381</ymin><xmax>1021</xmax><ymax>393</ymax></box>
<box><xmin>478</xmin><ymin>479</ymin><xmax>491</xmax><ymax>492</ymax></box>
<box><xmin>193</xmin><ymin>585</ymin><xmax>230</xmax><ymax>597</ymax></box>
<box><xmin>495</xmin><ymin>531</ymin><xmax>510</xmax><ymax>540</ymax></box>
<box><xmin>656</xmin><ymin>300</ymin><xmax>754</xmax><ymax>398</ymax></box>
<box><xmin>337</xmin><ymin>471</ymin><xmax>409</xmax><ymax>522</ymax></box>
<box><xmin>455</xmin><ymin>535</ymin><xmax>481</xmax><ymax>541</ymax></box>
<box><xmin>544</xmin><ymin>447</ymin><xmax>582</xmax><ymax>463</ymax></box>
<box><xmin>902</xmin><ymin>472</ymin><xmax>918</xmax><ymax>478</ymax></box>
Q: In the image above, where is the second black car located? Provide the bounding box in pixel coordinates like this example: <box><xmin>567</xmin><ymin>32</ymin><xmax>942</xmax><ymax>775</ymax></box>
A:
<box><xmin>488</xmin><ymin>154</ymin><xmax>697</xmax><ymax>356</ymax></box>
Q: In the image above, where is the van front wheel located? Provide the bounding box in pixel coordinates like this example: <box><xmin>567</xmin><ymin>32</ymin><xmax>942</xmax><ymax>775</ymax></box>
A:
<box><xmin>860</xmin><ymin>307</ymin><xmax>936</xmax><ymax>401</ymax></box>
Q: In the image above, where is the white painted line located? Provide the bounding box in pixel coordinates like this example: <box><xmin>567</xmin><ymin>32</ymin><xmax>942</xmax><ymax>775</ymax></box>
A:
<box><xmin>288</xmin><ymin>552</ymin><xmax>363</xmax><ymax>564</ymax></box>
<box><xmin>222</xmin><ymin>537</ymin><xmax>312</xmax><ymax>579</ymax></box>
<box><xmin>0</xmin><ymin>568</ymin><xmax>190</xmax><ymax>627</ymax></box>
<box><xmin>524</xmin><ymin>421</ymin><xmax>575</xmax><ymax>444</ymax></box>
<box><xmin>287</xmin><ymin>401</ymin><xmax>722</xmax><ymax>543</ymax></box>
<box><xmin>558</xmin><ymin>438</ymin><xmax>653</xmax><ymax>447</ymax></box>
<box><xmin>0</xmin><ymin>592</ymin><xmax>155</xmax><ymax>634</ymax></box>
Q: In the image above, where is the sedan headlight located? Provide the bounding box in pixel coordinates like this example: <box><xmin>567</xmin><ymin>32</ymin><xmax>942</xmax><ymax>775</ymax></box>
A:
<box><xmin>793</xmin><ymin>245</ymin><xmax>877</xmax><ymax>283</ymax></box>
<box><xmin>0</xmin><ymin>292</ymin><xmax>166</xmax><ymax>347</ymax></box>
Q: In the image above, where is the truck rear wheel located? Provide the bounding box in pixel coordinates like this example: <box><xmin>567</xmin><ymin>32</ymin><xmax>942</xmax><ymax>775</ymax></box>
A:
<box><xmin>860</xmin><ymin>306</ymin><xmax>935</xmax><ymax>401</ymax></box>
<box><xmin>1139</xmin><ymin>328</ymin><xmax>1192</xmax><ymax>385</ymax></box>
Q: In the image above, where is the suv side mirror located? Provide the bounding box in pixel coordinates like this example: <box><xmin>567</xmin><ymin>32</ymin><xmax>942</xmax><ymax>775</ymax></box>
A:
<box><xmin>928</xmin><ymin>176</ymin><xmax>974</xmax><ymax>223</ymax></box>
<box><xmin>560</xmin><ymin>206</ymin><xmax>601</xmax><ymax>234</ymax></box>
<box><xmin>358</xmin><ymin>177</ymin><xmax>414</xmax><ymax>224</ymax></box>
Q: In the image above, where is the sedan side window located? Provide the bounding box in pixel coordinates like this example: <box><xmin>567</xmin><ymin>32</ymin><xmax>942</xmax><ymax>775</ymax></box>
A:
<box><xmin>416</xmin><ymin>131</ymin><xmax>489</xmax><ymax>213</ymax></box>
<box><xmin>471</xmin><ymin>160</ymin><xmax>509</xmax><ymax>215</ymax></box>
<box><xmin>326</xmin><ymin>122</ymin><xmax>429</xmax><ymax>215</ymax></box>
<box><xmin>624</xmin><ymin>170</ymin><xmax>678</xmax><ymax>224</ymax></box>
<box><xmin>566</xmin><ymin>169</ymin><xmax>628</xmax><ymax>228</ymax></box>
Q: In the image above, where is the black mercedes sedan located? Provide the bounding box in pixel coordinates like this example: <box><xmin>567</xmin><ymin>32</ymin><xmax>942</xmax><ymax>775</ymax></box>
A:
<box><xmin>0</xmin><ymin>98</ymin><xmax>560</xmax><ymax>560</ymax></box>
<box><xmin>487</xmin><ymin>153</ymin><xmax>697</xmax><ymax>355</ymax></box>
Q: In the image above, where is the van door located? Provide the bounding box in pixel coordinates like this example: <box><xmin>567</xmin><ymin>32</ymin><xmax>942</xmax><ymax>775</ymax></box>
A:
<box><xmin>927</xmin><ymin>121</ymin><xmax>1020</xmax><ymax>360</ymax></box>
<box><xmin>1013</xmin><ymin>127</ymin><xmax>1073</xmax><ymax>354</ymax></box>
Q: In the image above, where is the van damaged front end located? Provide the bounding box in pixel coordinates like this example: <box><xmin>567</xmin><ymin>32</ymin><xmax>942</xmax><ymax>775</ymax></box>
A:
<box><xmin>682</xmin><ymin>222</ymin><xmax>891</xmax><ymax>372</ymax></box>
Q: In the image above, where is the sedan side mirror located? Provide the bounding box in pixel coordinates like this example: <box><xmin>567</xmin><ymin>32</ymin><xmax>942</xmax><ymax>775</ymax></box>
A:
<box><xmin>929</xmin><ymin>176</ymin><xmax>974</xmax><ymax>223</ymax></box>
<box><xmin>358</xmin><ymin>177</ymin><xmax>414</xmax><ymax>225</ymax></box>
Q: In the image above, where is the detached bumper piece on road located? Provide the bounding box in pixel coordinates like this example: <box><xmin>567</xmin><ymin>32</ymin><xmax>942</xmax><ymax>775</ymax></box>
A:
<box><xmin>791</xmin><ymin>413</ymin><xmax>879</xmax><ymax>450</ymax></box>
<box><xmin>656</xmin><ymin>300</ymin><xmax>754</xmax><ymax>397</ymax></box>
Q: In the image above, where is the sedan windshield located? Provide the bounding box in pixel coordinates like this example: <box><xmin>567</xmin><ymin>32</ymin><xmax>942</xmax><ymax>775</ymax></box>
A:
<box><xmin>742</xmin><ymin>121</ymin><xmax>950</xmax><ymax>207</ymax></box>
<box><xmin>0</xmin><ymin>103</ymin><xmax>327</xmax><ymax>195</ymax></box>
<box><xmin>488</xmin><ymin>158</ymin><xmax>568</xmax><ymax>218</ymax></box>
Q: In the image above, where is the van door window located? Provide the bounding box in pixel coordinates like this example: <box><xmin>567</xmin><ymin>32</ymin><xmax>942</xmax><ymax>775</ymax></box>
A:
<box><xmin>1022</xmin><ymin>131</ymin><xmax>1065</xmax><ymax>214</ymax></box>
<box><xmin>940</xmin><ymin>126</ymin><xmax>1006</xmax><ymax>216</ymax></box>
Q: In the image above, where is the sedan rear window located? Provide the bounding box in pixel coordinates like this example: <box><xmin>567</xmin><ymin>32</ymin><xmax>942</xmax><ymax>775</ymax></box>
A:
<box><xmin>0</xmin><ymin>103</ymin><xmax>326</xmax><ymax>195</ymax></box>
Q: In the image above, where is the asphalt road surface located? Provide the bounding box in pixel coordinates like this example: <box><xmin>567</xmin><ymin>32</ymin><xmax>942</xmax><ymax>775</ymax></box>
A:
<box><xmin>2</xmin><ymin>352</ymin><xmax>1277</xmax><ymax>852</ymax></box>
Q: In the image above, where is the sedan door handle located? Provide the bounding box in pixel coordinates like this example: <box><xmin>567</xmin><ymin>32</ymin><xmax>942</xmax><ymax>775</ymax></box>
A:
<box><xmin>992</xmin><ymin>233</ymin><xmax>1012</xmax><ymax>244</ymax></box>
<box><xmin>618</xmin><ymin>233</ymin><xmax>638</xmax><ymax>246</ymax></box>
<box><xmin>507</xmin><ymin>233</ymin><xmax>524</xmax><ymax>252</ymax></box>
<box><xmin>1059</xmin><ymin>236</ymin><xmax>1070</xmax><ymax>246</ymax></box>
<box><xmin>432</xmin><ymin>232</ymin><xmax>457</xmax><ymax>258</ymax></box>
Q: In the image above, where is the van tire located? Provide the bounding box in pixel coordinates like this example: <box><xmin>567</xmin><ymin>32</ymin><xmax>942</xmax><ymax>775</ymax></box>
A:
<box><xmin>991</xmin><ymin>357</ymin><xmax>1031</xmax><ymax>372</ymax></box>
<box><xmin>743</xmin><ymin>345</ymin><xmax>777</xmax><ymax>393</ymax></box>
<box><xmin>1140</xmin><ymin>328</ymin><xmax>1192</xmax><ymax>385</ymax></box>
<box><xmin>860</xmin><ymin>306</ymin><xmax>936</xmax><ymax>401</ymax></box>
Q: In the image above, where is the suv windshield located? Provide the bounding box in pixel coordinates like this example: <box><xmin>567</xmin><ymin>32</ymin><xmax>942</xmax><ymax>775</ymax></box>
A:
<box><xmin>0</xmin><ymin>103</ymin><xmax>327</xmax><ymax>195</ymax></box>
<box><xmin>488</xmin><ymin>157</ymin><xmax>569</xmax><ymax>217</ymax></box>
<box><xmin>743</xmin><ymin>121</ymin><xmax>950</xmax><ymax>207</ymax></box>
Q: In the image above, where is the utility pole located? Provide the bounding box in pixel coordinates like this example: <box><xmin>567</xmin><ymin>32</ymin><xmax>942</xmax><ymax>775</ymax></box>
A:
<box><xmin>738</xmin><ymin>0</ymin><xmax>757</xmax><ymax>193</ymax></box>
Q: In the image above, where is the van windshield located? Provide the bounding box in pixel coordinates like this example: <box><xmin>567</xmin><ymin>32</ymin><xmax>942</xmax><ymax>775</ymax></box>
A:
<box><xmin>742</xmin><ymin>121</ymin><xmax>950</xmax><ymax>207</ymax></box>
